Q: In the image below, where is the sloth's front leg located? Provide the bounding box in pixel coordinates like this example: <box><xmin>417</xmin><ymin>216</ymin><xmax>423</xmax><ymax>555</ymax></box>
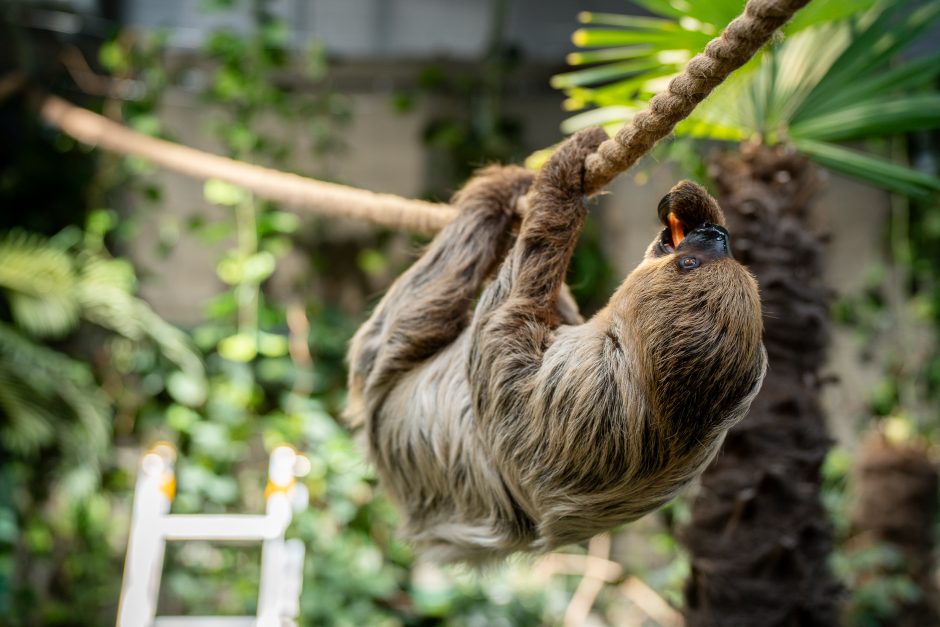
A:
<box><xmin>468</xmin><ymin>128</ymin><xmax>607</xmax><ymax>416</ymax></box>
<box><xmin>346</xmin><ymin>165</ymin><xmax>532</xmax><ymax>425</ymax></box>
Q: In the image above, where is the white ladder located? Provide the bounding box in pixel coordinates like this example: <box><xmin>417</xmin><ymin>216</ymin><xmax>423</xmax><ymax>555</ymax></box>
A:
<box><xmin>117</xmin><ymin>444</ymin><xmax>309</xmax><ymax>627</ymax></box>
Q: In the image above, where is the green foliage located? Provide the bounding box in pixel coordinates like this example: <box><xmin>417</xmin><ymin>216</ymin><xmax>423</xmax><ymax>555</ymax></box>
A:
<box><xmin>0</xmin><ymin>226</ymin><xmax>203</xmax><ymax>466</ymax></box>
<box><xmin>0</xmin><ymin>228</ymin><xmax>206</xmax><ymax>622</ymax></box>
<box><xmin>823</xmin><ymin>448</ymin><xmax>923</xmax><ymax>627</ymax></box>
<box><xmin>557</xmin><ymin>0</ymin><xmax>940</xmax><ymax>198</ymax></box>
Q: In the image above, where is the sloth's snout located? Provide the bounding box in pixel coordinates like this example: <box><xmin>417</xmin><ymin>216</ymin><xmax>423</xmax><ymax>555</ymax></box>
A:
<box><xmin>673</xmin><ymin>224</ymin><xmax>732</xmax><ymax>271</ymax></box>
<box><xmin>677</xmin><ymin>224</ymin><xmax>731</xmax><ymax>258</ymax></box>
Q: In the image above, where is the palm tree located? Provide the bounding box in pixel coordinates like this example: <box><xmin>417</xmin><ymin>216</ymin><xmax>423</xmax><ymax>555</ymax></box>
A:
<box><xmin>554</xmin><ymin>1</ymin><xmax>940</xmax><ymax>624</ymax></box>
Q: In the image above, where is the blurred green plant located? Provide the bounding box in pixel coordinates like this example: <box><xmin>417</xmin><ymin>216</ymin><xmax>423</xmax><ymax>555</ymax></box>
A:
<box><xmin>0</xmin><ymin>224</ymin><xmax>203</xmax><ymax>468</ymax></box>
<box><xmin>0</xmin><ymin>220</ymin><xmax>205</xmax><ymax>621</ymax></box>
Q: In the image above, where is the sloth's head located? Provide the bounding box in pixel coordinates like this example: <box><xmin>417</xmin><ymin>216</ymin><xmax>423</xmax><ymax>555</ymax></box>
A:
<box><xmin>647</xmin><ymin>179</ymin><xmax>730</xmax><ymax>269</ymax></box>
<box><xmin>632</xmin><ymin>180</ymin><xmax>751</xmax><ymax>301</ymax></box>
<box><xmin>615</xmin><ymin>180</ymin><xmax>765</xmax><ymax>438</ymax></box>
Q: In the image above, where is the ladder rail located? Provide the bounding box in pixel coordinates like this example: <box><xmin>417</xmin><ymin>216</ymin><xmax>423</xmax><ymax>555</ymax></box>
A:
<box><xmin>116</xmin><ymin>444</ymin><xmax>308</xmax><ymax>627</ymax></box>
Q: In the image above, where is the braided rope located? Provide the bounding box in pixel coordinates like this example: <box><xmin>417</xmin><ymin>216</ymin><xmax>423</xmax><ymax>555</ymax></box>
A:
<box><xmin>584</xmin><ymin>0</ymin><xmax>810</xmax><ymax>194</ymax></box>
<box><xmin>39</xmin><ymin>0</ymin><xmax>809</xmax><ymax>233</ymax></box>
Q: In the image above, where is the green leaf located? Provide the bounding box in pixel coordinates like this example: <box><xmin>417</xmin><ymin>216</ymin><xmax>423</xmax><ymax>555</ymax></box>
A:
<box><xmin>798</xmin><ymin>2</ymin><xmax>940</xmax><ymax>117</ymax></box>
<box><xmin>258</xmin><ymin>332</ymin><xmax>289</xmax><ymax>358</ymax></box>
<box><xmin>551</xmin><ymin>59</ymin><xmax>665</xmax><ymax>89</ymax></box>
<box><xmin>0</xmin><ymin>231</ymin><xmax>80</xmax><ymax>337</ymax></box>
<box><xmin>577</xmin><ymin>12</ymin><xmax>681</xmax><ymax>31</ymax></box>
<box><xmin>783</xmin><ymin>0</ymin><xmax>880</xmax><ymax>35</ymax></box>
<box><xmin>166</xmin><ymin>372</ymin><xmax>208</xmax><ymax>407</ymax></box>
<box><xmin>625</xmin><ymin>0</ymin><xmax>688</xmax><ymax>20</ymax></box>
<box><xmin>794</xmin><ymin>138</ymin><xmax>940</xmax><ymax>198</ymax></box>
<box><xmin>565</xmin><ymin>46</ymin><xmax>656</xmax><ymax>66</ymax></box>
<box><xmin>204</xmin><ymin>179</ymin><xmax>248</xmax><ymax>206</ymax></box>
<box><xmin>571</xmin><ymin>28</ymin><xmax>710</xmax><ymax>50</ymax></box>
<box><xmin>794</xmin><ymin>51</ymin><xmax>940</xmax><ymax>121</ymax></box>
<box><xmin>241</xmin><ymin>251</ymin><xmax>277</xmax><ymax>283</ymax></box>
<box><xmin>218</xmin><ymin>333</ymin><xmax>258</xmax><ymax>362</ymax></box>
<box><xmin>791</xmin><ymin>95</ymin><xmax>940</xmax><ymax>142</ymax></box>
<box><xmin>560</xmin><ymin>106</ymin><xmax>638</xmax><ymax>134</ymax></box>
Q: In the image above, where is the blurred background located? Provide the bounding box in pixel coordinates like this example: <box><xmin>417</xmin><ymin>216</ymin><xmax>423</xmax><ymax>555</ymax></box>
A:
<box><xmin>0</xmin><ymin>0</ymin><xmax>938</xmax><ymax>625</ymax></box>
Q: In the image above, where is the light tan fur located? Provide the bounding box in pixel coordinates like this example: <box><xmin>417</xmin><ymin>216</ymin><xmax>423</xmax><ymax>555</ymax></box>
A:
<box><xmin>346</xmin><ymin>128</ymin><xmax>766</xmax><ymax>563</ymax></box>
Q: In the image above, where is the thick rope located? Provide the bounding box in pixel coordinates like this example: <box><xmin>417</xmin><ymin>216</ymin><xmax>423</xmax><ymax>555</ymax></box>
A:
<box><xmin>584</xmin><ymin>0</ymin><xmax>810</xmax><ymax>193</ymax></box>
<box><xmin>38</xmin><ymin>0</ymin><xmax>809</xmax><ymax>233</ymax></box>
<box><xmin>39</xmin><ymin>95</ymin><xmax>457</xmax><ymax>235</ymax></box>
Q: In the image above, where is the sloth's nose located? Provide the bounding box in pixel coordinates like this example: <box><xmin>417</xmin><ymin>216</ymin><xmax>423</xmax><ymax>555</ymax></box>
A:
<box><xmin>678</xmin><ymin>224</ymin><xmax>731</xmax><ymax>258</ymax></box>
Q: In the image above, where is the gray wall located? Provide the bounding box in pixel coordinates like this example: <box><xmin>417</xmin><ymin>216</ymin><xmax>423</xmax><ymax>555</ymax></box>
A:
<box><xmin>123</xmin><ymin>0</ymin><xmax>629</xmax><ymax>60</ymax></box>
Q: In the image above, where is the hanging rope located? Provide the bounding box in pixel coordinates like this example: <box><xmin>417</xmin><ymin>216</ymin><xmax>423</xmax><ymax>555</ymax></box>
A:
<box><xmin>39</xmin><ymin>0</ymin><xmax>810</xmax><ymax>234</ymax></box>
<box><xmin>39</xmin><ymin>95</ymin><xmax>457</xmax><ymax>235</ymax></box>
<box><xmin>583</xmin><ymin>0</ymin><xmax>810</xmax><ymax>193</ymax></box>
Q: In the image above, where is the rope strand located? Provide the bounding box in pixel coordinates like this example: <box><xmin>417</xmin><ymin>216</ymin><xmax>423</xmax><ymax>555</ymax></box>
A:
<box><xmin>39</xmin><ymin>95</ymin><xmax>457</xmax><ymax>235</ymax></box>
<box><xmin>584</xmin><ymin>0</ymin><xmax>810</xmax><ymax>194</ymax></box>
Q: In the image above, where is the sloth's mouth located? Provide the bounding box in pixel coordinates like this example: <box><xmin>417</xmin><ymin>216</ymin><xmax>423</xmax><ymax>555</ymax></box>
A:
<box><xmin>658</xmin><ymin>212</ymin><xmax>688</xmax><ymax>253</ymax></box>
<box><xmin>668</xmin><ymin>212</ymin><xmax>686</xmax><ymax>248</ymax></box>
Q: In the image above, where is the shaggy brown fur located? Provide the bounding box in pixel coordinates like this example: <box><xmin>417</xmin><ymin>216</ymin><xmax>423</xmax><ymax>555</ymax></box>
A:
<box><xmin>346</xmin><ymin>128</ymin><xmax>767</xmax><ymax>563</ymax></box>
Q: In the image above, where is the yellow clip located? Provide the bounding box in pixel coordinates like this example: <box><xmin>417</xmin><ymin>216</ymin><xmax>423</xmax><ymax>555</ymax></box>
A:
<box><xmin>264</xmin><ymin>479</ymin><xmax>294</xmax><ymax>501</ymax></box>
<box><xmin>159</xmin><ymin>474</ymin><xmax>176</xmax><ymax>501</ymax></box>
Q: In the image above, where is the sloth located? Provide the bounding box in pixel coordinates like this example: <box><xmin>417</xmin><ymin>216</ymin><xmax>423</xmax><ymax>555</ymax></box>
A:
<box><xmin>346</xmin><ymin>127</ymin><xmax>767</xmax><ymax>563</ymax></box>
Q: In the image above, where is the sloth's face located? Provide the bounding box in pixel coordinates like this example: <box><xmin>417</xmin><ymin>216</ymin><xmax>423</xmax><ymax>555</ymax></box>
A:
<box><xmin>642</xmin><ymin>179</ymin><xmax>735</xmax><ymax>274</ymax></box>
<box><xmin>654</xmin><ymin>222</ymin><xmax>731</xmax><ymax>272</ymax></box>
<box><xmin>626</xmin><ymin>179</ymin><xmax>759</xmax><ymax>342</ymax></box>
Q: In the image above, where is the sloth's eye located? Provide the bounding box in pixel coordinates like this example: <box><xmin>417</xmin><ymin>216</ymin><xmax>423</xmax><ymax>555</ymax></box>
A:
<box><xmin>678</xmin><ymin>256</ymin><xmax>700</xmax><ymax>271</ymax></box>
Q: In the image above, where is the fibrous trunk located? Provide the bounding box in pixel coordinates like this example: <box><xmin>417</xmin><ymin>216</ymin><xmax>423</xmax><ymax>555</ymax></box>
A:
<box><xmin>849</xmin><ymin>432</ymin><xmax>938</xmax><ymax>626</ymax></box>
<box><xmin>682</xmin><ymin>142</ymin><xmax>841</xmax><ymax>626</ymax></box>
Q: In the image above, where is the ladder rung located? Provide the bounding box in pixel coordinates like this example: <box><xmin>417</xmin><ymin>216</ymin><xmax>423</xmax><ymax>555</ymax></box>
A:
<box><xmin>153</xmin><ymin>617</ymin><xmax>257</xmax><ymax>627</ymax></box>
<box><xmin>159</xmin><ymin>514</ymin><xmax>288</xmax><ymax>541</ymax></box>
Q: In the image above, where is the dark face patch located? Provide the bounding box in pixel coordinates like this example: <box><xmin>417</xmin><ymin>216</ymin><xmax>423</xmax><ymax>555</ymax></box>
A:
<box><xmin>674</xmin><ymin>224</ymin><xmax>731</xmax><ymax>271</ymax></box>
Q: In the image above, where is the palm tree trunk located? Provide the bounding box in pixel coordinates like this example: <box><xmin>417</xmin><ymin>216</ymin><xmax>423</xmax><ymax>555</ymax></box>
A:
<box><xmin>848</xmin><ymin>432</ymin><xmax>938</xmax><ymax>626</ymax></box>
<box><xmin>681</xmin><ymin>142</ymin><xmax>842</xmax><ymax>626</ymax></box>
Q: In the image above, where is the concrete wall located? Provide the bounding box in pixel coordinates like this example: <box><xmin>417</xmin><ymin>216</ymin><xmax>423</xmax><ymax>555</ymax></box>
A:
<box><xmin>122</xmin><ymin>0</ymin><xmax>630</xmax><ymax>60</ymax></box>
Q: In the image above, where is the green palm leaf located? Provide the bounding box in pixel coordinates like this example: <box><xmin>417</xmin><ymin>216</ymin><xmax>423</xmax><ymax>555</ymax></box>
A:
<box><xmin>0</xmin><ymin>231</ymin><xmax>80</xmax><ymax>337</ymax></box>
<box><xmin>793</xmin><ymin>51</ymin><xmax>940</xmax><ymax>121</ymax></box>
<box><xmin>793</xmin><ymin>138</ymin><xmax>940</xmax><ymax>198</ymax></box>
<box><xmin>794</xmin><ymin>1</ymin><xmax>940</xmax><ymax>120</ymax></box>
<box><xmin>791</xmin><ymin>95</ymin><xmax>940</xmax><ymax>142</ymax></box>
<box><xmin>0</xmin><ymin>321</ymin><xmax>109</xmax><ymax>458</ymax></box>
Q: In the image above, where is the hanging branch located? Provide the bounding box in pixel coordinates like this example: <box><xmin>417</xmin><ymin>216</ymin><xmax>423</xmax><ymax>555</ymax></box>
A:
<box><xmin>38</xmin><ymin>0</ymin><xmax>810</xmax><ymax>233</ymax></box>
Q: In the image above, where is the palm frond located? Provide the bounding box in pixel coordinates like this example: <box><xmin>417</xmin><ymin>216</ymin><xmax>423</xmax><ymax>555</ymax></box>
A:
<box><xmin>782</xmin><ymin>0</ymin><xmax>880</xmax><ymax>35</ymax></box>
<box><xmin>792</xmin><ymin>51</ymin><xmax>940</xmax><ymax>122</ymax></box>
<box><xmin>791</xmin><ymin>95</ymin><xmax>940</xmax><ymax>143</ymax></box>
<box><xmin>0</xmin><ymin>231</ymin><xmax>80</xmax><ymax>337</ymax></box>
<box><xmin>793</xmin><ymin>138</ymin><xmax>940</xmax><ymax>198</ymax></box>
<box><xmin>0</xmin><ymin>321</ymin><xmax>110</xmax><ymax>459</ymax></box>
<box><xmin>76</xmin><ymin>255</ymin><xmax>206</xmax><ymax>394</ymax></box>
<box><xmin>794</xmin><ymin>1</ymin><xmax>940</xmax><ymax>120</ymax></box>
<box><xmin>554</xmin><ymin>0</ymin><xmax>940</xmax><ymax>198</ymax></box>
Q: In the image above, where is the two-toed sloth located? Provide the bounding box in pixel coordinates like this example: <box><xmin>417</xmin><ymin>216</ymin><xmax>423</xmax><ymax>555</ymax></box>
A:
<box><xmin>346</xmin><ymin>128</ymin><xmax>767</xmax><ymax>563</ymax></box>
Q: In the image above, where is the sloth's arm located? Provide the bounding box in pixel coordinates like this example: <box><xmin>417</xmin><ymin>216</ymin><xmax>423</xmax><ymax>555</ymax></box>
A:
<box><xmin>469</xmin><ymin>128</ymin><xmax>607</xmax><ymax>421</ymax></box>
<box><xmin>346</xmin><ymin>166</ymin><xmax>531</xmax><ymax>420</ymax></box>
